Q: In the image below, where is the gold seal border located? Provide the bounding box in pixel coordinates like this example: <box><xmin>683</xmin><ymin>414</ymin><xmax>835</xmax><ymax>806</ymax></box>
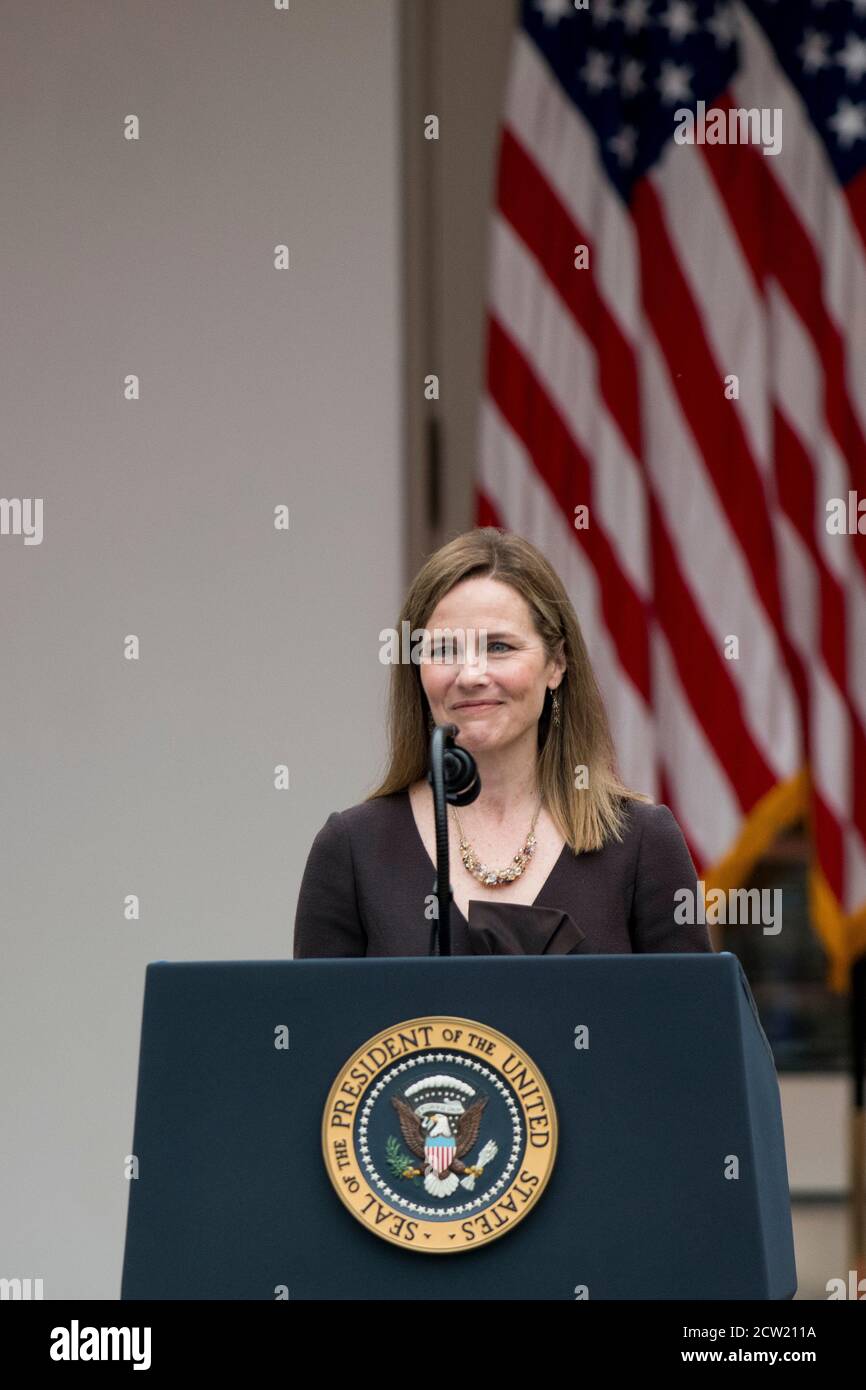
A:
<box><xmin>321</xmin><ymin>1014</ymin><xmax>558</xmax><ymax>1255</ymax></box>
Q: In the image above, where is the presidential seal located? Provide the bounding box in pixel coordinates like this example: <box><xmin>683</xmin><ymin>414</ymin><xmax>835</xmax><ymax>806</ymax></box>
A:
<box><xmin>322</xmin><ymin>1015</ymin><xmax>557</xmax><ymax>1253</ymax></box>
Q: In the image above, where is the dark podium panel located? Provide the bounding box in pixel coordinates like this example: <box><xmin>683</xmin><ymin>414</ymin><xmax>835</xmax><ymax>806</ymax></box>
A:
<box><xmin>121</xmin><ymin>953</ymin><xmax>796</xmax><ymax>1299</ymax></box>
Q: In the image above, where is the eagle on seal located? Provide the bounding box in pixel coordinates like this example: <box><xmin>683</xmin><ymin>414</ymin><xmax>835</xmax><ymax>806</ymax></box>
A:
<box><xmin>390</xmin><ymin>1092</ymin><xmax>491</xmax><ymax>1198</ymax></box>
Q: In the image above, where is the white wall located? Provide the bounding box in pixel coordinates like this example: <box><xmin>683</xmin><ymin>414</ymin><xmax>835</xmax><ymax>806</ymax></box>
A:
<box><xmin>0</xmin><ymin>0</ymin><xmax>402</xmax><ymax>1299</ymax></box>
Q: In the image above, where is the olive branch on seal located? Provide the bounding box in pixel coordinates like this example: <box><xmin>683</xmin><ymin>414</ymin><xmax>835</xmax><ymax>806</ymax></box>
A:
<box><xmin>385</xmin><ymin>1134</ymin><xmax>421</xmax><ymax>1183</ymax></box>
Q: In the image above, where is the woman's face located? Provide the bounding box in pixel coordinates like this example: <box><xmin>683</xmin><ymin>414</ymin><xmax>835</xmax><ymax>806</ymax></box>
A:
<box><xmin>418</xmin><ymin>576</ymin><xmax>565</xmax><ymax>752</ymax></box>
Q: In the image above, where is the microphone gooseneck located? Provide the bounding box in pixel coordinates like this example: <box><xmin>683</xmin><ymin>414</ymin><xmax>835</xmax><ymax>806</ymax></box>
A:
<box><xmin>426</xmin><ymin>724</ymin><xmax>480</xmax><ymax>956</ymax></box>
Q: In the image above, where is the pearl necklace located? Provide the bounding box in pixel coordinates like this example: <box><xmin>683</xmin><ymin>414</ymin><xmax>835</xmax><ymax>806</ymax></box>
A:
<box><xmin>451</xmin><ymin>798</ymin><xmax>542</xmax><ymax>886</ymax></box>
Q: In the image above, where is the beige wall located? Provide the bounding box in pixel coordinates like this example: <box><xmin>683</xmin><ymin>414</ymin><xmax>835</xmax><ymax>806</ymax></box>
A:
<box><xmin>0</xmin><ymin>0</ymin><xmax>401</xmax><ymax>1298</ymax></box>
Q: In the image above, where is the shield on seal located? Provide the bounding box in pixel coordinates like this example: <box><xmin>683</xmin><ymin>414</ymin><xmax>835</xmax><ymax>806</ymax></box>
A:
<box><xmin>425</xmin><ymin>1133</ymin><xmax>456</xmax><ymax>1175</ymax></box>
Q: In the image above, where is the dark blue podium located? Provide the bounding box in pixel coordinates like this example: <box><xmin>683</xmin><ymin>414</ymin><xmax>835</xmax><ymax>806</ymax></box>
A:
<box><xmin>120</xmin><ymin>952</ymin><xmax>796</xmax><ymax>1299</ymax></box>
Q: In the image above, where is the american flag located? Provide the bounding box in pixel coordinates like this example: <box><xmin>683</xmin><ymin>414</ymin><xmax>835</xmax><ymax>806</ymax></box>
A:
<box><xmin>477</xmin><ymin>0</ymin><xmax>866</xmax><ymax>991</ymax></box>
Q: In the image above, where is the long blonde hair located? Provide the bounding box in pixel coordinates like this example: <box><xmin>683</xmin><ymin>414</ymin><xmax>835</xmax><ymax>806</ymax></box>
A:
<box><xmin>366</xmin><ymin>527</ymin><xmax>652</xmax><ymax>853</ymax></box>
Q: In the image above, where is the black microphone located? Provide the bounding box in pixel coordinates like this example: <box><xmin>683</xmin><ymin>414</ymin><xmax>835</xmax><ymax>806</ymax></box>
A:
<box><xmin>426</xmin><ymin>724</ymin><xmax>481</xmax><ymax>956</ymax></box>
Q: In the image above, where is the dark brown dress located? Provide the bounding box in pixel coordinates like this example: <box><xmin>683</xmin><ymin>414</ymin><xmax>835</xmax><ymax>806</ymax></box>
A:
<box><xmin>292</xmin><ymin>789</ymin><xmax>714</xmax><ymax>959</ymax></box>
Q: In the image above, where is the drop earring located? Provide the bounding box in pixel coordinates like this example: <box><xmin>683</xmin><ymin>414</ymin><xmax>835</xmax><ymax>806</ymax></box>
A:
<box><xmin>551</xmin><ymin>689</ymin><xmax>560</xmax><ymax>727</ymax></box>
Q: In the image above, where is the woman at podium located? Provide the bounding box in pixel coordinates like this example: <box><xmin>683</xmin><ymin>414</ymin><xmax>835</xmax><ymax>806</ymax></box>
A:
<box><xmin>294</xmin><ymin>527</ymin><xmax>714</xmax><ymax>959</ymax></box>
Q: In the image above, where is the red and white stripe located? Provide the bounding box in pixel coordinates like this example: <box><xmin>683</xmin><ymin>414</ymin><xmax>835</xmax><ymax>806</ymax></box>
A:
<box><xmin>478</xmin><ymin>14</ymin><xmax>866</xmax><ymax>943</ymax></box>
